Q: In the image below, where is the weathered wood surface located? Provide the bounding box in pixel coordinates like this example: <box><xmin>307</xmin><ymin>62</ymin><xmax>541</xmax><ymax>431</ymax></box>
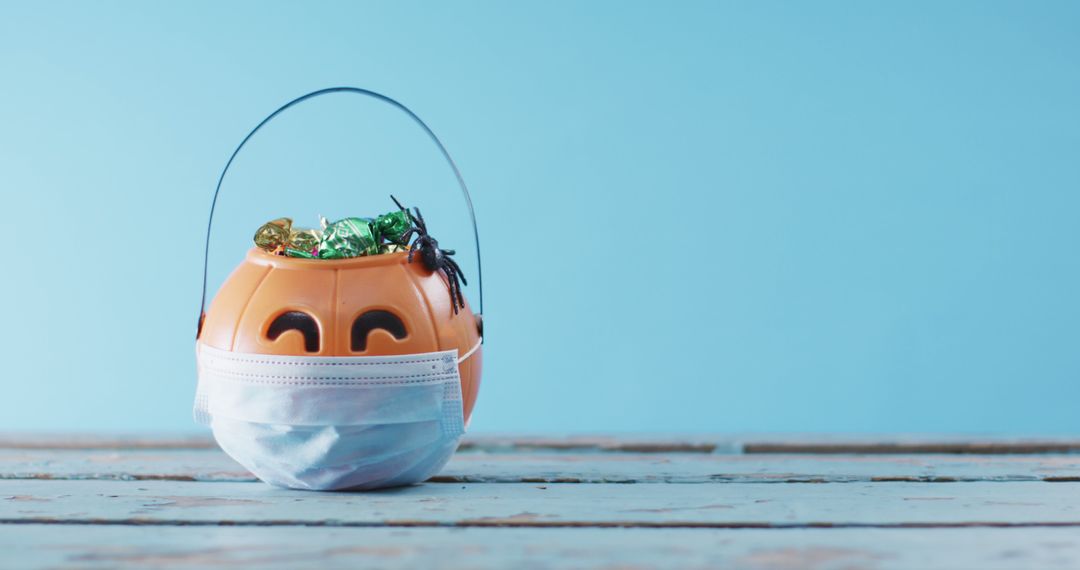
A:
<box><xmin>475</xmin><ymin>434</ymin><xmax>1080</xmax><ymax>455</ymax></box>
<box><xmin>6</xmin><ymin>434</ymin><xmax>1080</xmax><ymax>569</ymax></box>
<box><xmin>4</xmin><ymin>525</ymin><xmax>1080</xmax><ymax>570</ymax></box>
<box><xmin>6</xmin><ymin>448</ymin><xmax>1080</xmax><ymax>483</ymax></box>
<box><xmin>8</xmin><ymin>432</ymin><xmax>1080</xmax><ymax>453</ymax></box>
<box><xmin>5</xmin><ymin>479</ymin><xmax>1080</xmax><ymax>527</ymax></box>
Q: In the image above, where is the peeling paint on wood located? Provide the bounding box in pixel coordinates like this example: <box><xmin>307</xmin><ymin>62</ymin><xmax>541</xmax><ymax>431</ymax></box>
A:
<box><xmin>7</xmin><ymin>433</ymin><xmax>1080</xmax><ymax>454</ymax></box>
<box><xmin>5</xmin><ymin>433</ymin><xmax>1080</xmax><ymax>568</ymax></box>
<box><xmin>4</xmin><ymin>449</ymin><xmax>1080</xmax><ymax>484</ymax></box>
<box><xmin>2</xmin><ymin>479</ymin><xmax>1080</xmax><ymax>527</ymax></box>
<box><xmin>3</xmin><ymin>525</ymin><xmax>1080</xmax><ymax>569</ymax></box>
<box><xmin>745</xmin><ymin>441</ymin><xmax>1080</xmax><ymax>455</ymax></box>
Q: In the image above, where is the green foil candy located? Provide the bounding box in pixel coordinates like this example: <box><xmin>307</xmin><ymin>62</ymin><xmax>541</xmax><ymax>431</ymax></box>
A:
<box><xmin>379</xmin><ymin>243</ymin><xmax>408</xmax><ymax>254</ymax></box>
<box><xmin>284</xmin><ymin>228</ymin><xmax>322</xmax><ymax>259</ymax></box>
<box><xmin>318</xmin><ymin>217</ymin><xmax>378</xmax><ymax>259</ymax></box>
<box><xmin>374</xmin><ymin>210</ymin><xmax>412</xmax><ymax>244</ymax></box>
<box><xmin>253</xmin><ymin>217</ymin><xmax>292</xmax><ymax>252</ymax></box>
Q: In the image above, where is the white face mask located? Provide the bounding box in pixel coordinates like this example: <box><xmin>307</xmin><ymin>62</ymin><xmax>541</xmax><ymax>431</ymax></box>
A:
<box><xmin>193</xmin><ymin>340</ymin><xmax>480</xmax><ymax>491</ymax></box>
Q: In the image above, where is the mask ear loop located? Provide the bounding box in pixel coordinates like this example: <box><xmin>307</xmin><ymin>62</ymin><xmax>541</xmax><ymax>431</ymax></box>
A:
<box><xmin>457</xmin><ymin>337</ymin><xmax>482</xmax><ymax>365</ymax></box>
<box><xmin>197</xmin><ymin>87</ymin><xmax>484</xmax><ymax>341</ymax></box>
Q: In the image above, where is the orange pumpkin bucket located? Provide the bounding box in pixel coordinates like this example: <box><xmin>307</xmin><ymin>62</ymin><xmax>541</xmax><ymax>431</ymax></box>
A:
<box><xmin>193</xmin><ymin>87</ymin><xmax>484</xmax><ymax>491</ymax></box>
<box><xmin>199</xmin><ymin>248</ymin><xmax>483</xmax><ymax>421</ymax></box>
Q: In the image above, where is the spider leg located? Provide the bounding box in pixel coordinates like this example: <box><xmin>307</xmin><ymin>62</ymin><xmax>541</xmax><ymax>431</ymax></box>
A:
<box><xmin>391</xmin><ymin>195</ymin><xmax>407</xmax><ymax>212</ymax></box>
<box><xmin>440</xmin><ymin>264</ymin><xmax>461</xmax><ymax>314</ymax></box>
<box><xmin>411</xmin><ymin>207</ymin><xmax>426</xmax><ymax>232</ymax></box>
<box><xmin>454</xmin><ymin>274</ymin><xmax>466</xmax><ymax>310</ymax></box>
<box><xmin>407</xmin><ymin>236</ymin><xmax>421</xmax><ymax>263</ymax></box>
<box><xmin>444</xmin><ymin>256</ymin><xmax>467</xmax><ymax>286</ymax></box>
<box><xmin>446</xmin><ymin>262</ymin><xmax>465</xmax><ymax>310</ymax></box>
<box><xmin>451</xmin><ymin>273</ymin><xmax>464</xmax><ymax>312</ymax></box>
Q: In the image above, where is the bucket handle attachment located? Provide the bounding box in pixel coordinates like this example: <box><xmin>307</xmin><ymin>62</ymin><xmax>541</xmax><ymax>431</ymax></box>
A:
<box><xmin>198</xmin><ymin>87</ymin><xmax>484</xmax><ymax>339</ymax></box>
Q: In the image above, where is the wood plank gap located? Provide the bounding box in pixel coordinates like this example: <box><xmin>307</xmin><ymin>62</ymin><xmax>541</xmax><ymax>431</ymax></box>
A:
<box><xmin>10</xmin><ymin>449</ymin><xmax>1080</xmax><ymax>483</ymax></box>
<box><xmin>458</xmin><ymin>443</ymin><xmax>724</xmax><ymax>454</ymax></box>
<box><xmin>431</xmin><ymin>476</ymin><xmax>1046</xmax><ymax>484</ymax></box>
<box><xmin>7</xmin><ymin>518</ymin><xmax>1080</xmax><ymax>529</ymax></box>
<box><xmin>1</xmin><ymin>473</ymin><xmax>1060</xmax><ymax>484</ymax></box>
<box><xmin>11</xmin><ymin>435</ymin><xmax>1080</xmax><ymax>455</ymax></box>
<box><xmin>745</xmin><ymin>443</ymin><xmax>1080</xmax><ymax>455</ymax></box>
<box><xmin>0</xmin><ymin>441</ymin><xmax>217</xmax><ymax>451</ymax></box>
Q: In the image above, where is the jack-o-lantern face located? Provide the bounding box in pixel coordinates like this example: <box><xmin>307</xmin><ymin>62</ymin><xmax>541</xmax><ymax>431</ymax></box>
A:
<box><xmin>199</xmin><ymin>248</ymin><xmax>483</xmax><ymax>421</ymax></box>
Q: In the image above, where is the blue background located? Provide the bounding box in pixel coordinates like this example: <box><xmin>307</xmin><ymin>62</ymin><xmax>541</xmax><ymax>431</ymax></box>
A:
<box><xmin>2</xmin><ymin>1</ymin><xmax>1078</xmax><ymax>434</ymax></box>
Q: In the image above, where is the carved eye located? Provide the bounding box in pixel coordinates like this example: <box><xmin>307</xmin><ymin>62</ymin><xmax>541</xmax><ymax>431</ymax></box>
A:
<box><xmin>266</xmin><ymin>311</ymin><xmax>321</xmax><ymax>353</ymax></box>
<box><xmin>351</xmin><ymin>310</ymin><xmax>408</xmax><ymax>352</ymax></box>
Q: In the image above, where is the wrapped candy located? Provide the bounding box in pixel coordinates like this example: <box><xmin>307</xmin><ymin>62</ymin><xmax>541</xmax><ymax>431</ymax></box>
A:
<box><xmin>256</xmin><ymin>198</ymin><xmax>417</xmax><ymax>259</ymax></box>
<box><xmin>374</xmin><ymin>210</ymin><xmax>412</xmax><ymax>244</ymax></box>
<box><xmin>284</xmin><ymin>228</ymin><xmax>322</xmax><ymax>259</ymax></box>
<box><xmin>253</xmin><ymin>217</ymin><xmax>292</xmax><ymax>252</ymax></box>
<box><xmin>318</xmin><ymin>217</ymin><xmax>379</xmax><ymax>259</ymax></box>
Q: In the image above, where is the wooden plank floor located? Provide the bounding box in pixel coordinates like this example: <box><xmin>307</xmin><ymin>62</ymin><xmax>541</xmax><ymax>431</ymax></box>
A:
<box><xmin>4</xmin><ymin>435</ymin><xmax>1080</xmax><ymax>568</ymax></box>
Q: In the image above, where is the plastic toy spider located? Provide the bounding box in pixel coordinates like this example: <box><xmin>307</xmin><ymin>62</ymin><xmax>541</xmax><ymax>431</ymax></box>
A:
<box><xmin>391</xmin><ymin>196</ymin><xmax>468</xmax><ymax>314</ymax></box>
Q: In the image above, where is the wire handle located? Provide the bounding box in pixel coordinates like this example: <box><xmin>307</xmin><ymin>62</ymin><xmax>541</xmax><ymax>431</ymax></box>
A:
<box><xmin>197</xmin><ymin>87</ymin><xmax>483</xmax><ymax>337</ymax></box>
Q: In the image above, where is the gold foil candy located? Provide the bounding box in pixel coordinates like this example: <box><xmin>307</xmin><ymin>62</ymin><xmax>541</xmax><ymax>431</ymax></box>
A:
<box><xmin>253</xmin><ymin>217</ymin><xmax>293</xmax><ymax>252</ymax></box>
<box><xmin>284</xmin><ymin>228</ymin><xmax>323</xmax><ymax>258</ymax></box>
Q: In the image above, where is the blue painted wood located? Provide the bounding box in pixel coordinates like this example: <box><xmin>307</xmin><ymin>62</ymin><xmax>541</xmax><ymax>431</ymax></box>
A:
<box><xmin>3</xmin><ymin>479</ymin><xmax>1080</xmax><ymax>526</ymax></box>
<box><xmin>2</xmin><ymin>525</ymin><xmax>1079</xmax><ymax>570</ymax></box>
<box><xmin>3</xmin><ymin>448</ymin><xmax>1080</xmax><ymax>483</ymax></box>
<box><xmin>3</xmin><ymin>434</ymin><xmax>1080</xmax><ymax>568</ymax></box>
<box><xmin>6</xmin><ymin>432</ymin><xmax>1080</xmax><ymax>453</ymax></box>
